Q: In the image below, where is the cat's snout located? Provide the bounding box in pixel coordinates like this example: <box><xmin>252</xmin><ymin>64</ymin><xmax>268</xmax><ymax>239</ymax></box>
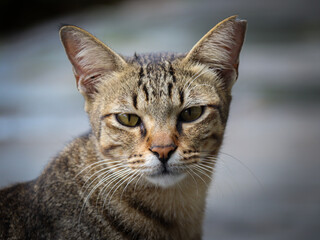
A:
<box><xmin>148</xmin><ymin>132</ymin><xmax>177</xmax><ymax>164</ymax></box>
<box><xmin>149</xmin><ymin>144</ymin><xmax>177</xmax><ymax>164</ymax></box>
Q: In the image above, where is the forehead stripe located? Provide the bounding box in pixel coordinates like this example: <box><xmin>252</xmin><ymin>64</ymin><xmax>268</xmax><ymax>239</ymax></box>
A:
<box><xmin>132</xmin><ymin>94</ymin><xmax>138</xmax><ymax>109</ymax></box>
<box><xmin>179</xmin><ymin>89</ymin><xmax>184</xmax><ymax>106</ymax></box>
<box><xmin>143</xmin><ymin>84</ymin><xmax>149</xmax><ymax>101</ymax></box>
<box><xmin>168</xmin><ymin>83</ymin><xmax>173</xmax><ymax>98</ymax></box>
<box><xmin>169</xmin><ymin>62</ymin><xmax>176</xmax><ymax>82</ymax></box>
<box><xmin>138</xmin><ymin>67</ymin><xmax>144</xmax><ymax>87</ymax></box>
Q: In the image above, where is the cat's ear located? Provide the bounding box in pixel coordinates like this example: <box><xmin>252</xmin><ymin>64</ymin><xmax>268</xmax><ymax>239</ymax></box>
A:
<box><xmin>183</xmin><ymin>16</ymin><xmax>247</xmax><ymax>90</ymax></box>
<box><xmin>59</xmin><ymin>25</ymin><xmax>126</xmax><ymax>96</ymax></box>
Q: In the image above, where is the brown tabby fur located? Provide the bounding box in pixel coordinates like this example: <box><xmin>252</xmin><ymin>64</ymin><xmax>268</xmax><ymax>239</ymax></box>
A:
<box><xmin>0</xmin><ymin>16</ymin><xmax>246</xmax><ymax>239</ymax></box>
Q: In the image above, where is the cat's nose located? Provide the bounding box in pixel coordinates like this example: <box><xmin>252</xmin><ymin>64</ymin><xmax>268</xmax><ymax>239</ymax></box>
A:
<box><xmin>149</xmin><ymin>144</ymin><xmax>177</xmax><ymax>164</ymax></box>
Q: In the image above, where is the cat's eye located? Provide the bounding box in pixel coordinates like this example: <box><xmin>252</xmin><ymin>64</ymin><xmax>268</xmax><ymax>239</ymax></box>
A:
<box><xmin>116</xmin><ymin>113</ymin><xmax>140</xmax><ymax>127</ymax></box>
<box><xmin>179</xmin><ymin>106</ymin><xmax>203</xmax><ymax>123</ymax></box>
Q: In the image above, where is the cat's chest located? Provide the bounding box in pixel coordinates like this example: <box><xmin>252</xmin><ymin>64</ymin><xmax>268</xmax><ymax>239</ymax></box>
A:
<box><xmin>97</xmin><ymin>186</ymin><xmax>206</xmax><ymax>240</ymax></box>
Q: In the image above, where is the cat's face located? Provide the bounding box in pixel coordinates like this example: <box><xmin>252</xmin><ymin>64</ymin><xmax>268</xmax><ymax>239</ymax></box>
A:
<box><xmin>94</xmin><ymin>60</ymin><xmax>226</xmax><ymax>187</ymax></box>
<box><xmin>60</xmin><ymin>16</ymin><xmax>246</xmax><ymax>187</ymax></box>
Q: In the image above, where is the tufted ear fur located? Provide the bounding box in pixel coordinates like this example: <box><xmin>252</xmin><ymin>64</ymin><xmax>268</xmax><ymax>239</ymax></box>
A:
<box><xmin>59</xmin><ymin>25</ymin><xmax>127</xmax><ymax>97</ymax></box>
<box><xmin>184</xmin><ymin>16</ymin><xmax>247</xmax><ymax>90</ymax></box>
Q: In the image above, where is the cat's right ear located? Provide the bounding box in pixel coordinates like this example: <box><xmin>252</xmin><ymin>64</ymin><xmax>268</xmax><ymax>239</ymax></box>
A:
<box><xmin>59</xmin><ymin>25</ymin><xmax>126</xmax><ymax>96</ymax></box>
<box><xmin>183</xmin><ymin>16</ymin><xmax>247</xmax><ymax>91</ymax></box>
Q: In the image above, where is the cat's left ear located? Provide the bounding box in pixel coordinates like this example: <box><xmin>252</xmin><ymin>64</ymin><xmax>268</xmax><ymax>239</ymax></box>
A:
<box><xmin>59</xmin><ymin>25</ymin><xmax>127</xmax><ymax>96</ymax></box>
<box><xmin>183</xmin><ymin>16</ymin><xmax>247</xmax><ymax>90</ymax></box>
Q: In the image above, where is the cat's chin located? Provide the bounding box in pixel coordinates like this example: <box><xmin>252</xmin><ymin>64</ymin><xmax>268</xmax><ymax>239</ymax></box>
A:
<box><xmin>145</xmin><ymin>172</ymin><xmax>186</xmax><ymax>188</ymax></box>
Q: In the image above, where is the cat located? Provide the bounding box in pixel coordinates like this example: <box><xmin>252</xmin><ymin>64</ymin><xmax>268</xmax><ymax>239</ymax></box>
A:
<box><xmin>0</xmin><ymin>15</ymin><xmax>246</xmax><ymax>240</ymax></box>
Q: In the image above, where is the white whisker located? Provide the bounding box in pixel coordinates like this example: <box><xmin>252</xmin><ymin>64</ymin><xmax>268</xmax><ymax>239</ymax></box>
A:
<box><xmin>195</xmin><ymin>163</ymin><xmax>214</xmax><ymax>174</ymax></box>
<box><xmin>75</xmin><ymin>160</ymin><xmax>109</xmax><ymax>178</ymax></box>
<box><xmin>133</xmin><ymin>172</ymin><xmax>144</xmax><ymax>194</ymax></box>
<box><xmin>81</xmin><ymin>162</ymin><xmax>124</xmax><ymax>194</ymax></box>
<box><xmin>188</xmin><ymin>165</ymin><xmax>208</xmax><ymax>187</ymax></box>
<box><xmin>120</xmin><ymin>171</ymin><xmax>141</xmax><ymax>202</ymax></box>
<box><xmin>78</xmin><ymin>167</ymin><xmax>129</xmax><ymax>222</ymax></box>
<box><xmin>193</xmin><ymin>165</ymin><xmax>213</xmax><ymax>181</ymax></box>
<box><xmin>98</xmin><ymin>168</ymin><xmax>131</xmax><ymax>203</ymax></box>
<box><xmin>219</xmin><ymin>151</ymin><xmax>262</xmax><ymax>187</ymax></box>
<box><xmin>75</xmin><ymin>158</ymin><xmax>125</xmax><ymax>179</ymax></box>
<box><xmin>103</xmin><ymin>170</ymin><xmax>134</xmax><ymax>207</ymax></box>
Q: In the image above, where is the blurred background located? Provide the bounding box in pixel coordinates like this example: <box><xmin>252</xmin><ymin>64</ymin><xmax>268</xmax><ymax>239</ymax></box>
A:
<box><xmin>0</xmin><ymin>0</ymin><xmax>319</xmax><ymax>239</ymax></box>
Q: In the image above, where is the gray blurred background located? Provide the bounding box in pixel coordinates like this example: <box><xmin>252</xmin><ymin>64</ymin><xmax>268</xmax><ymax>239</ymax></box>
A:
<box><xmin>0</xmin><ymin>0</ymin><xmax>320</xmax><ymax>239</ymax></box>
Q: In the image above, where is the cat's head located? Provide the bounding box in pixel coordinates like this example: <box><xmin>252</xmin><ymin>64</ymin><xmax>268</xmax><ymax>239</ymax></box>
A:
<box><xmin>60</xmin><ymin>16</ymin><xmax>246</xmax><ymax>188</ymax></box>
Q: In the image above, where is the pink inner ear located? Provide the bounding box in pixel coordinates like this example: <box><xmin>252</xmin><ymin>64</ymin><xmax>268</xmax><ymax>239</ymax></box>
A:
<box><xmin>185</xmin><ymin>16</ymin><xmax>246</xmax><ymax>72</ymax></box>
<box><xmin>60</xmin><ymin>30</ymin><xmax>85</xmax><ymax>75</ymax></box>
<box><xmin>229</xmin><ymin>19</ymin><xmax>247</xmax><ymax>70</ymax></box>
<box><xmin>184</xmin><ymin>16</ymin><xmax>246</xmax><ymax>91</ymax></box>
<box><xmin>60</xmin><ymin>26</ymin><xmax>127</xmax><ymax>95</ymax></box>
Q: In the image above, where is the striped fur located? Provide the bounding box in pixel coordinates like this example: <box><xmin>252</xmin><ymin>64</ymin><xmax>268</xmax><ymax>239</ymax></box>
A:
<box><xmin>0</xmin><ymin>16</ymin><xmax>246</xmax><ymax>239</ymax></box>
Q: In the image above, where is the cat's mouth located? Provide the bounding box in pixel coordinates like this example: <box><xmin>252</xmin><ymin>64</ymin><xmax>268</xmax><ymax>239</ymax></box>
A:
<box><xmin>145</xmin><ymin>166</ymin><xmax>186</xmax><ymax>187</ymax></box>
<box><xmin>150</xmin><ymin>169</ymin><xmax>178</xmax><ymax>177</ymax></box>
<box><xmin>149</xmin><ymin>162</ymin><xmax>181</xmax><ymax>176</ymax></box>
<box><xmin>159</xmin><ymin>164</ymin><xmax>171</xmax><ymax>175</ymax></box>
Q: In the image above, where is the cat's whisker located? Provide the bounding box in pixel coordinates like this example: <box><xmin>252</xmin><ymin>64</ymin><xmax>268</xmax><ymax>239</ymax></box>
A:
<box><xmin>197</xmin><ymin>164</ymin><xmax>216</xmax><ymax>174</ymax></box>
<box><xmin>83</xmin><ymin>164</ymin><xmax>127</xmax><ymax>198</ymax></box>
<box><xmin>79</xmin><ymin>167</ymin><xmax>130</xmax><ymax>220</ymax></box>
<box><xmin>195</xmin><ymin>163</ymin><xmax>214</xmax><ymax>174</ymax></box>
<box><xmin>199</xmin><ymin>159</ymin><xmax>217</xmax><ymax>168</ymax></box>
<box><xmin>204</xmin><ymin>160</ymin><xmax>218</xmax><ymax>167</ymax></box>
<box><xmin>81</xmin><ymin>162</ymin><xmax>124</xmax><ymax>194</ymax></box>
<box><xmin>193</xmin><ymin>165</ymin><xmax>213</xmax><ymax>181</ymax></box>
<box><xmin>94</xmin><ymin>171</ymin><xmax>124</xmax><ymax>209</ymax></box>
<box><xmin>201</xmin><ymin>155</ymin><xmax>217</xmax><ymax>161</ymax></box>
<box><xmin>103</xmin><ymin>170</ymin><xmax>135</xmax><ymax>208</ymax></box>
<box><xmin>75</xmin><ymin>158</ymin><xmax>125</xmax><ymax>179</ymax></box>
<box><xmin>120</xmin><ymin>171</ymin><xmax>141</xmax><ymax>203</ymax></box>
<box><xmin>133</xmin><ymin>172</ymin><xmax>144</xmax><ymax>194</ymax></box>
<box><xmin>81</xmin><ymin>162</ymin><xmax>122</xmax><ymax>187</ymax></box>
<box><xmin>95</xmin><ymin>174</ymin><xmax>128</xmax><ymax>211</ymax></box>
<box><xmin>81</xmin><ymin>167</ymin><xmax>111</xmax><ymax>195</ymax></box>
<box><xmin>111</xmin><ymin>170</ymin><xmax>137</xmax><ymax>199</ymax></box>
<box><xmin>202</xmin><ymin>155</ymin><xmax>219</xmax><ymax>163</ymax></box>
<box><xmin>75</xmin><ymin>160</ymin><xmax>110</xmax><ymax>178</ymax></box>
<box><xmin>99</xmin><ymin>168</ymin><xmax>133</xmax><ymax>209</ymax></box>
<box><xmin>218</xmin><ymin>152</ymin><xmax>263</xmax><ymax>188</ymax></box>
<box><xmin>97</xmin><ymin>167</ymin><xmax>132</xmax><ymax>204</ymax></box>
<box><xmin>203</xmin><ymin>154</ymin><xmax>218</xmax><ymax>159</ymax></box>
<box><xmin>188</xmin><ymin>164</ymin><xmax>209</xmax><ymax>187</ymax></box>
<box><xmin>79</xmin><ymin>170</ymin><xmax>122</xmax><ymax>216</ymax></box>
<box><xmin>203</xmin><ymin>157</ymin><xmax>235</xmax><ymax>179</ymax></box>
<box><xmin>82</xmin><ymin>171</ymin><xmax>110</xmax><ymax>202</ymax></box>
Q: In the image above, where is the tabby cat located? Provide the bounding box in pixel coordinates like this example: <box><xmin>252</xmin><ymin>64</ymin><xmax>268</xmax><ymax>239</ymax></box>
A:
<box><xmin>0</xmin><ymin>16</ymin><xmax>246</xmax><ymax>239</ymax></box>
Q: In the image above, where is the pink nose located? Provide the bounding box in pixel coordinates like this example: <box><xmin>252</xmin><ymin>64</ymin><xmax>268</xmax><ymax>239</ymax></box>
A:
<box><xmin>148</xmin><ymin>132</ymin><xmax>177</xmax><ymax>163</ymax></box>
<box><xmin>149</xmin><ymin>144</ymin><xmax>177</xmax><ymax>163</ymax></box>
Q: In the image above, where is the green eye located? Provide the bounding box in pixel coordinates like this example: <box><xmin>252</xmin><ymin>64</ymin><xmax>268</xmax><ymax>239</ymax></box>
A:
<box><xmin>179</xmin><ymin>106</ymin><xmax>203</xmax><ymax>122</ymax></box>
<box><xmin>116</xmin><ymin>113</ymin><xmax>140</xmax><ymax>127</ymax></box>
